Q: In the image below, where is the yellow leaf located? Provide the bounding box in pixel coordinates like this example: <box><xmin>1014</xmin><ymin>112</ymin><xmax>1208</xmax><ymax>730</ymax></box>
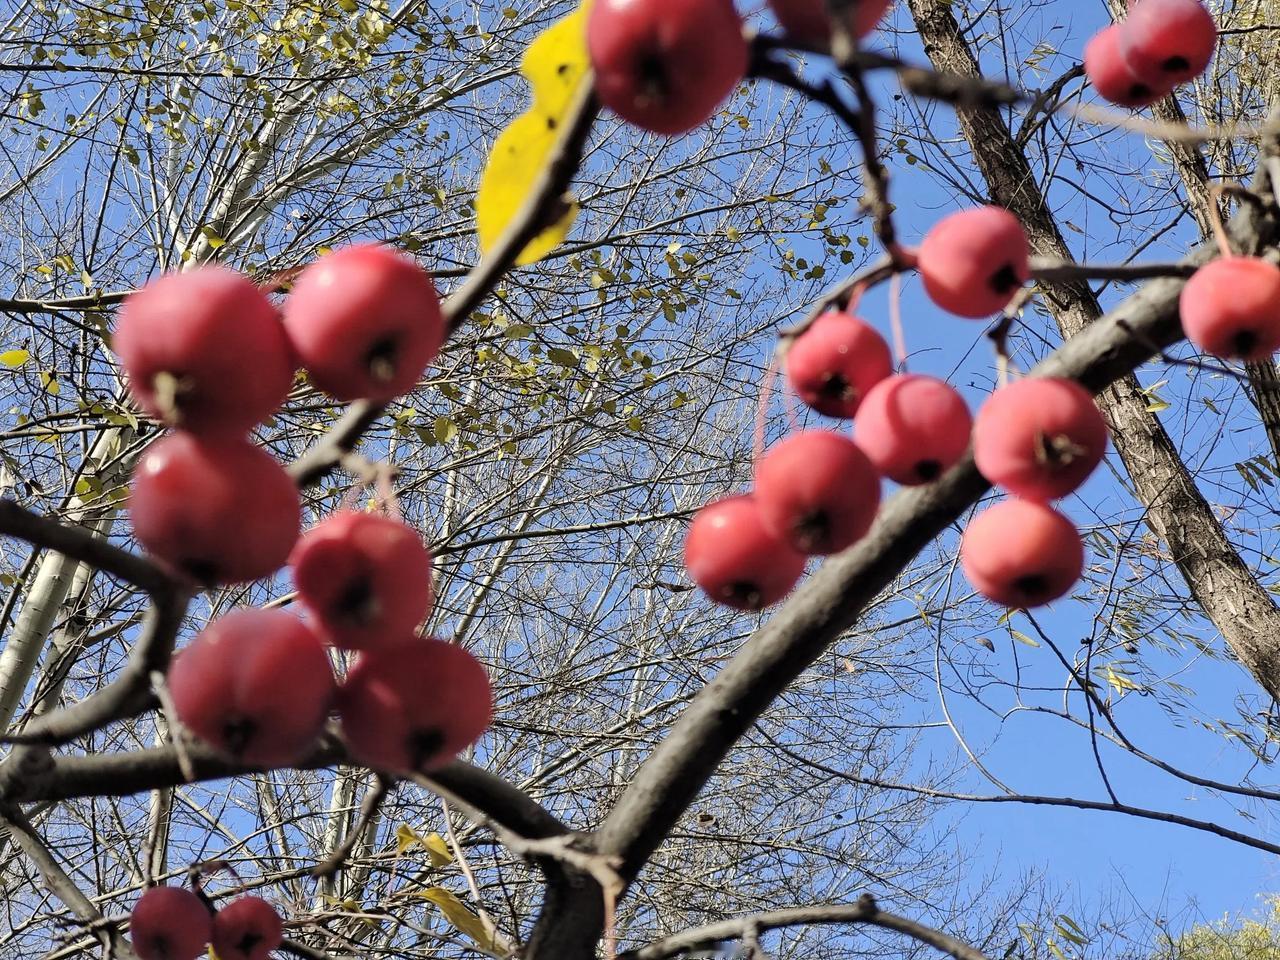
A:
<box><xmin>0</xmin><ymin>349</ymin><xmax>30</xmax><ymax>368</ymax></box>
<box><xmin>417</xmin><ymin>887</ymin><xmax>506</xmax><ymax>953</ymax></box>
<box><xmin>395</xmin><ymin>823</ymin><xmax>424</xmax><ymax>854</ymax></box>
<box><xmin>423</xmin><ymin>832</ymin><xmax>453</xmax><ymax>867</ymax></box>
<box><xmin>475</xmin><ymin>2</ymin><xmax>591</xmax><ymax>265</ymax></box>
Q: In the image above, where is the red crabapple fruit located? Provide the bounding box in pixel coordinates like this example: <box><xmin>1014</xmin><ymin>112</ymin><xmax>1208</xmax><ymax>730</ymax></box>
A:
<box><xmin>338</xmin><ymin>637</ymin><xmax>493</xmax><ymax>775</ymax></box>
<box><xmin>1179</xmin><ymin>256</ymin><xmax>1280</xmax><ymax>361</ymax></box>
<box><xmin>972</xmin><ymin>378</ymin><xmax>1108</xmax><ymax>502</ymax></box>
<box><xmin>853</xmin><ymin>374</ymin><xmax>972</xmax><ymax>485</ymax></box>
<box><xmin>918</xmin><ymin>206</ymin><xmax>1030</xmax><ymax>318</ymax></box>
<box><xmin>168</xmin><ymin>608</ymin><xmax>335</xmax><ymax>767</ymax></box>
<box><xmin>587</xmin><ymin>0</ymin><xmax>748</xmax><ymax>136</ymax></box>
<box><xmin>754</xmin><ymin>431</ymin><xmax>880</xmax><ymax>555</ymax></box>
<box><xmin>291</xmin><ymin>510</ymin><xmax>434</xmax><ymax>650</ymax></box>
<box><xmin>129</xmin><ymin>433</ymin><xmax>301</xmax><ymax>585</ymax></box>
<box><xmin>281</xmin><ymin>243</ymin><xmax>443</xmax><ymax>403</ymax></box>
<box><xmin>684</xmin><ymin>494</ymin><xmax>806</xmax><ymax>610</ymax></box>
<box><xmin>1083</xmin><ymin>24</ymin><xmax>1169</xmax><ymax>109</ymax></box>
<box><xmin>765</xmin><ymin>0</ymin><xmax>892</xmax><ymax>45</ymax></box>
<box><xmin>785</xmin><ymin>311</ymin><xmax>893</xmax><ymax>418</ymax></box>
<box><xmin>130</xmin><ymin>886</ymin><xmax>213</xmax><ymax>960</ymax></box>
<box><xmin>115</xmin><ymin>265</ymin><xmax>295</xmax><ymax>436</ymax></box>
<box><xmin>1119</xmin><ymin>0</ymin><xmax>1217</xmax><ymax>86</ymax></box>
<box><xmin>211</xmin><ymin>897</ymin><xmax>284</xmax><ymax>960</ymax></box>
<box><xmin>960</xmin><ymin>500</ymin><xmax>1084</xmax><ymax>608</ymax></box>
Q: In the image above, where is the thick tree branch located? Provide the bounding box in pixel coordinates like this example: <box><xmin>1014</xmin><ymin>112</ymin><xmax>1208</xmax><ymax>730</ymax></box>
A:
<box><xmin>0</xmin><ymin>499</ymin><xmax>171</xmax><ymax>595</ymax></box>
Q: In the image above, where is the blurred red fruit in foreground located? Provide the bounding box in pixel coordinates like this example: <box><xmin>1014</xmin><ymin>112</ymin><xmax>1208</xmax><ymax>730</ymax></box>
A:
<box><xmin>684</xmin><ymin>494</ymin><xmax>806</xmax><ymax>610</ymax></box>
<box><xmin>785</xmin><ymin>311</ymin><xmax>892</xmax><ymax>418</ymax></box>
<box><xmin>1179</xmin><ymin>256</ymin><xmax>1280</xmax><ymax>361</ymax></box>
<box><xmin>961</xmin><ymin>500</ymin><xmax>1084</xmax><ymax>608</ymax></box>
<box><xmin>854</xmin><ymin>374</ymin><xmax>972</xmax><ymax>485</ymax></box>
<box><xmin>918</xmin><ymin>206</ymin><xmax>1030</xmax><ymax>318</ymax></box>
<box><xmin>130</xmin><ymin>886</ymin><xmax>212</xmax><ymax>960</ymax></box>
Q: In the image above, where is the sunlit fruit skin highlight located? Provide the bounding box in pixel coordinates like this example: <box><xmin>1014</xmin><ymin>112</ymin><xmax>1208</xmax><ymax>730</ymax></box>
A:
<box><xmin>130</xmin><ymin>886</ymin><xmax>213</xmax><ymax>960</ymax></box>
<box><xmin>765</xmin><ymin>0</ymin><xmax>893</xmax><ymax>45</ymax></box>
<box><xmin>960</xmin><ymin>500</ymin><xmax>1084</xmax><ymax>608</ymax></box>
<box><xmin>281</xmin><ymin>243</ymin><xmax>443</xmax><ymax>403</ymax></box>
<box><xmin>168</xmin><ymin>609</ymin><xmax>336</xmax><ymax>767</ymax></box>
<box><xmin>754</xmin><ymin>431</ymin><xmax>880</xmax><ymax>555</ymax></box>
<box><xmin>684</xmin><ymin>494</ymin><xmax>806</xmax><ymax>610</ymax></box>
<box><xmin>785</xmin><ymin>311</ymin><xmax>893</xmax><ymax>418</ymax></box>
<box><xmin>211</xmin><ymin>897</ymin><xmax>284</xmax><ymax>960</ymax></box>
<box><xmin>128</xmin><ymin>433</ymin><xmax>301</xmax><ymax>585</ymax></box>
<box><xmin>918</xmin><ymin>206</ymin><xmax>1030</xmax><ymax>318</ymax></box>
<box><xmin>853</xmin><ymin>374</ymin><xmax>972</xmax><ymax>485</ymax></box>
<box><xmin>115</xmin><ymin>265</ymin><xmax>295</xmax><ymax>436</ymax></box>
<box><xmin>1083</xmin><ymin>24</ymin><xmax>1169</xmax><ymax>109</ymax></box>
<box><xmin>1119</xmin><ymin>0</ymin><xmax>1217</xmax><ymax>87</ymax></box>
<box><xmin>1178</xmin><ymin>256</ymin><xmax>1280</xmax><ymax>361</ymax></box>
<box><xmin>291</xmin><ymin>510</ymin><xmax>434</xmax><ymax>650</ymax></box>
<box><xmin>338</xmin><ymin>637</ymin><xmax>494</xmax><ymax>775</ymax></box>
<box><xmin>972</xmin><ymin>378</ymin><xmax>1108</xmax><ymax>502</ymax></box>
<box><xmin>587</xmin><ymin>0</ymin><xmax>748</xmax><ymax>136</ymax></box>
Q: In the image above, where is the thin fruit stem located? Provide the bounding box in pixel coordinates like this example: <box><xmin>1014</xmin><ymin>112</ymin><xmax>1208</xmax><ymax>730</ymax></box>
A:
<box><xmin>754</xmin><ymin>353</ymin><xmax>780</xmax><ymax>467</ymax></box>
<box><xmin>890</xmin><ymin>271</ymin><xmax>908</xmax><ymax>372</ymax></box>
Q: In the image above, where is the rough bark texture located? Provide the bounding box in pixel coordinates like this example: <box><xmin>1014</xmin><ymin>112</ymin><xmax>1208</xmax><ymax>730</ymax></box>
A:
<box><xmin>906</xmin><ymin>0</ymin><xmax>1280</xmax><ymax>703</ymax></box>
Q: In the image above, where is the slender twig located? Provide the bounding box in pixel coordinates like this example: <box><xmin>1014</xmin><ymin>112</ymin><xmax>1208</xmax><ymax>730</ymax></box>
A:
<box><xmin>619</xmin><ymin>894</ymin><xmax>990</xmax><ymax>960</ymax></box>
<box><xmin>312</xmin><ymin>775</ymin><xmax>392</xmax><ymax>880</ymax></box>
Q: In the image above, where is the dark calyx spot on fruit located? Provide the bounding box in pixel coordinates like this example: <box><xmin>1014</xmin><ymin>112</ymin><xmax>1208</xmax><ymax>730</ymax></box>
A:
<box><xmin>409</xmin><ymin>727</ymin><xmax>446</xmax><ymax>771</ymax></box>
<box><xmin>1161</xmin><ymin>54</ymin><xmax>1190</xmax><ymax>74</ymax></box>
<box><xmin>236</xmin><ymin>931</ymin><xmax>264</xmax><ymax>956</ymax></box>
<box><xmin>794</xmin><ymin>511</ymin><xmax>832</xmax><ymax>553</ymax></box>
<box><xmin>914</xmin><ymin>459</ymin><xmax>942</xmax><ymax>482</ymax></box>
<box><xmin>1234</xmin><ymin>329</ymin><xmax>1259</xmax><ymax>358</ymax></box>
<box><xmin>637</xmin><ymin>51</ymin><xmax>669</xmax><ymax>106</ymax></box>
<box><xmin>365</xmin><ymin>336</ymin><xmax>400</xmax><ymax>384</ymax></box>
<box><xmin>1127</xmin><ymin>82</ymin><xmax>1152</xmax><ymax>102</ymax></box>
<box><xmin>1013</xmin><ymin>573</ymin><xmax>1048</xmax><ymax>600</ymax></box>
<box><xmin>222</xmin><ymin>716</ymin><xmax>258</xmax><ymax>756</ymax></box>
<box><xmin>334</xmin><ymin>574</ymin><xmax>380</xmax><ymax>625</ymax></box>
<box><xmin>180</xmin><ymin>557</ymin><xmax>221</xmax><ymax>586</ymax></box>
<box><xmin>1034</xmin><ymin>431</ymin><xmax>1087</xmax><ymax>469</ymax></box>
<box><xmin>818</xmin><ymin>372</ymin><xmax>856</xmax><ymax>404</ymax></box>
<box><xmin>725</xmin><ymin>581</ymin><xmax>763</xmax><ymax>611</ymax></box>
<box><xmin>989</xmin><ymin>262</ymin><xmax>1021</xmax><ymax>294</ymax></box>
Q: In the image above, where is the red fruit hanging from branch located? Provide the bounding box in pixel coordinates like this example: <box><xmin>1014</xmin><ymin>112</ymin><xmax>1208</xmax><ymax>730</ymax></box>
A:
<box><xmin>684</xmin><ymin>494</ymin><xmax>806</xmax><ymax>610</ymax></box>
<box><xmin>211</xmin><ymin>896</ymin><xmax>284</xmax><ymax>960</ymax></box>
<box><xmin>972</xmin><ymin>377</ymin><xmax>1109</xmax><ymax>501</ymax></box>
<box><xmin>754</xmin><ymin>431</ymin><xmax>881</xmax><ymax>555</ymax></box>
<box><xmin>1119</xmin><ymin>0</ymin><xmax>1217</xmax><ymax>87</ymax></box>
<box><xmin>1178</xmin><ymin>256</ymin><xmax>1280</xmax><ymax>361</ymax></box>
<box><xmin>282</xmin><ymin>243</ymin><xmax>444</xmax><ymax>403</ymax></box>
<box><xmin>784</xmin><ymin>310</ymin><xmax>893</xmax><ymax>418</ymax></box>
<box><xmin>853</xmin><ymin>374</ymin><xmax>972</xmax><ymax>485</ymax></box>
<box><xmin>917</xmin><ymin>206</ymin><xmax>1030</xmax><ymax>318</ymax></box>
<box><xmin>960</xmin><ymin>500</ymin><xmax>1084</xmax><ymax>608</ymax></box>
<box><xmin>338</xmin><ymin>637</ymin><xmax>494</xmax><ymax>775</ymax></box>
<box><xmin>114</xmin><ymin>265</ymin><xmax>295</xmax><ymax>436</ymax></box>
<box><xmin>587</xmin><ymin>0</ymin><xmax>748</xmax><ymax>135</ymax></box>
<box><xmin>765</xmin><ymin>0</ymin><xmax>892</xmax><ymax>45</ymax></box>
<box><xmin>291</xmin><ymin>510</ymin><xmax>434</xmax><ymax>651</ymax></box>
<box><xmin>129</xmin><ymin>886</ymin><xmax>213</xmax><ymax>960</ymax></box>
<box><xmin>168</xmin><ymin>608</ymin><xmax>336</xmax><ymax>767</ymax></box>
<box><xmin>128</xmin><ymin>433</ymin><xmax>301</xmax><ymax>585</ymax></box>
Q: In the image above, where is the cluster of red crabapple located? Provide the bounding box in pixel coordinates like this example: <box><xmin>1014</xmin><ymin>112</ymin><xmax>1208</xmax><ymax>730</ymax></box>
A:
<box><xmin>117</xmin><ymin>246</ymin><xmax>492</xmax><ymax>958</ymax></box>
<box><xmin>585</xmin><ymin>0</ymin><xmax>1280</xmax><ymax>613</ymax></box>
<box><xmin>111</xmin><ymin>0</ymin><xmax>1280</xmax><ymax>952</ymax></box>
